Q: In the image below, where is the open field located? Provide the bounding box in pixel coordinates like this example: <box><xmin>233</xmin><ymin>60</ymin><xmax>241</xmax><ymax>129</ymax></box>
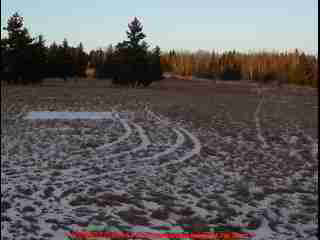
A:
<box><xmin>1</xmin><ymin>78</ymin><xmax>318</xmax><ymax>240</ymax></box>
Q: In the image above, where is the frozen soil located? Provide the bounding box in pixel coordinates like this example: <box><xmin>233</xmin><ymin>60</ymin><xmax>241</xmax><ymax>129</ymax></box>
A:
<box><xmin>1</xmin><ymin>79</ymin><xmax>318</xmax><ymax>240</ymax></box>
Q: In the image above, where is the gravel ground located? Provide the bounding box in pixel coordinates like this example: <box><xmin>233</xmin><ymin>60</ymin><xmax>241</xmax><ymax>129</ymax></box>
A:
<box><xmin>1</xmin><ymin>78</ymin><xmax>318</xmax><ymax>240</ymax></box>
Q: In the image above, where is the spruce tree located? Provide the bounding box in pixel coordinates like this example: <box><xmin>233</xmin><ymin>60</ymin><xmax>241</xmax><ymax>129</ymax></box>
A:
<box><xmin>113</xmin><ymin>17</ymin><xmax>162</xmax><ymax>87</ymax></box>
<box><xmin>2</xmin><ymin>12</ymin><xmax>35</xmax><ymax>84</ymax></box>
<box><xmin>27</xmin><ymin>34</ymin><xmax>47</xmax><ymax>84</ymax></box>
<box><xmin>47</xmin><ymin>42</ymin><xmax>60</xmax><ymax>78</ymax></box>
<box><xmin>100</xmin><ymin>45</ymin><xmax>115</xmax><ymax>78</ymax></box>
<box><xmin>60</xmin><ymin>38</ymin><xmax>73</xmax><ymax>81</ymax></box>
<box><xmin>148</xmin><ymin>46</ymin><xmax>163</xmax><ymax>82</ymax></box>
<box><xmin>74</xmin><ymin>42</ymin><xmax>88</xmax><ymax>78</ymax></box>
<box><xmin>1</xmin><ymin>38</ymin><xmax>9</xmax><ymax>82</ymax></box>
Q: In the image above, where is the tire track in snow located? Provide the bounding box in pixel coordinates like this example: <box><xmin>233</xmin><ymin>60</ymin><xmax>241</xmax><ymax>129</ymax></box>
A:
<box><xmin>254</xmin><ymin>87</ymin><xmax>269</xmax><ymax>149</ymax></box>
<box><xmin>159</xmin><ymin>127</ymin><xmax>202</xmax><ymax>168</ymax></box>
<box><xmin>102</xmin><ymin>122</ymin><xmax>151</xmax><ymax>160</ymax></box>
<box><xmin>96</xmin><ymin>117</ymin><xmax>132</xmax><ymax>151</ymax></box>
<box><xmin>131</xmin><ymin>128</ymin><xmax>185</xmax><ymax>162</ymax></box>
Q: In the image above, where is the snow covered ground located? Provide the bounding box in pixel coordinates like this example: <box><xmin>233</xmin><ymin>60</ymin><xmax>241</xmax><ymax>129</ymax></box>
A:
<box><xmin>1</xmin><ymin>108</ymin><xmax>318</xmax><ymax>240</ymax></box>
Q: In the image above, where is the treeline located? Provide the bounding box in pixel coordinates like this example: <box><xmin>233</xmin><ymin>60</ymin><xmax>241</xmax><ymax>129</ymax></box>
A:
<box><xmin>161</xmin><ymin>50</ymin><xmax>318</xmax><ymax>87</ymax></box>
<box><xmin>88</xmin><ymin>17</ymin><xmax>163</xmax><ymax>87</ymax></box>
<box><xmin>2</xmin><ymin>12</ymin><xmax>317</xmax><ymax>88</ymax></box>
<box><xmin>46</xmin><ymin>40</ymin><xmax>88</xmax><ymax>81</ymax></box>
<box><xmin>1</xmin><ymin>13</ymin><xmax>89</xmax><ymax>85</ymax></box>
<box><xmin>1</xmin><ymin>12</ymin><xmax>163</xmax><ymax>87</ymax></box>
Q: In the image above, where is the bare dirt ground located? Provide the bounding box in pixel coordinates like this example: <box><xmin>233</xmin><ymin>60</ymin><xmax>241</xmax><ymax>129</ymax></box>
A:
<box><xmin>1</xmin><ymin>77</ymin><xmax>318</xmax><ymax>240</ymax></box>
<box><xmin>2</xmin><ymin>77</ymin><xmax>318</xmax><ymax>138</ymax></box>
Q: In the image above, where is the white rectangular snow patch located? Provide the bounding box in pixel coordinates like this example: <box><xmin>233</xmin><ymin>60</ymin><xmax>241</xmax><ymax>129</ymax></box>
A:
<box><xmin>24</xmin><ymin>111</ymin><xmax>114</xmax><ymax>120</ymax></box>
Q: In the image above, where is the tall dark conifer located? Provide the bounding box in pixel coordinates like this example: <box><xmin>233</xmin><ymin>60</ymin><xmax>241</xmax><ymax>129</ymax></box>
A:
<box><xmin>2</xmin><ymin>12</ymin><xmax>35</xmax><ymax>84</ymax></box>
<box><xmin>113</xmin><ymin>17</ymin><xmax>162</xmax><ymax>87</ymax></box>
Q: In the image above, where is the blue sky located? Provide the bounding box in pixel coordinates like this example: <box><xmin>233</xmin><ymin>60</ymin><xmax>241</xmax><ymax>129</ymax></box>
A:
<box><xmin>1</xmin><ymin>0</ymin><xmax>318</xmax><ymax>54</ymax></box>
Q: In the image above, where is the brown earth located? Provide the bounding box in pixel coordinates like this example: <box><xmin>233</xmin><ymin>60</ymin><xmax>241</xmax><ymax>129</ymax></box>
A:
<box><xmin>2</xmin><ymin>77</ymin><xmax>318</xmax><ymax>139</ymax></box>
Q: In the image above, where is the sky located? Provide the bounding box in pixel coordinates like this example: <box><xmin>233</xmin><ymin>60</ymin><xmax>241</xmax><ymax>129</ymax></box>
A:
<box><xmin>1</xmin><ymin>0</ymin><xmax>318</xmax><ymax>54</ymax></box>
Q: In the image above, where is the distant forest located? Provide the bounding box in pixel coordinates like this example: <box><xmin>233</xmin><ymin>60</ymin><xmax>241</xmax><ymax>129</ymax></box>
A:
<box><xmin>1</xmin><ymin>12</ymin><xmax>318</xmax><ymax>87</ymax></box>
<box><xmin>161</xmin><ymin>49</ymin><xmax>318</xmax><ymax>87</ymax></box>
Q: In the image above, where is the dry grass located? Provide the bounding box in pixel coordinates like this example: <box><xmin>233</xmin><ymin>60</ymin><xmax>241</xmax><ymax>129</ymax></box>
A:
<box><xmin>2</xmin><ymin>77</ymin><xmax>318</xmax><ymax>139</ymax></box>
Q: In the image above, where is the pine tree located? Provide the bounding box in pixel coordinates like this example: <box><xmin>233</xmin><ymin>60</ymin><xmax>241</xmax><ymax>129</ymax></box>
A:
<box><xmin>149</xmin><ymin>46</ymin><xmax>163</xmax><ymax>82</ymax></box>
<box><xmin>74</xmin><ymin>42</ymin><xmax>88</xmax><ymax>78</ymax></box>
<box><xmin>60</xmin><ymin>38</ymin><xmax>73</xmax><ymax>81</ymax></box>
<box><xmin>100</xmin><ymin>45</ymin><xmax>115</xmax><ymax>78</ymax></box>
<box><xmin>2</xmin><ymin>12</ymin><xmax>50</xmax><ymax>85</ymax></box>
<box><xmin>28</xmin><ymin>34</ymin><xmax>47</xmax><ymax>84</ymax></box>
<box><xmin>2</xmin><ymin>12</ymin><xmax>35</xmax><ymax>84</ymax></box>
<box><xmin>111</xmin><ymin>17</ymin><xmax>163</xmax><ymax>86</ymax></box>
<box><xmin>1</xmin><ymin>38</ymin><xmax>9</xmax><ymax>82</ymax></box>
<box><xmin>47</xmin><ymin>42</ymin><xmax>60</xmax><ymax>78</ymax></box>
<box><xmin>126</xmin><ymin>17</ymin><xmax>146</xmax><ymax>49</ymax></box>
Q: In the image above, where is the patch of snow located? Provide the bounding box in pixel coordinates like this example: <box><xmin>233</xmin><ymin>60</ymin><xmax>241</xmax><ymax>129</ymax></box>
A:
<box><xmin>24</xmin><ymin>111</ymin><xmax>115</xmax><ymax>120</ymax></box>
<box><xmin>312</xmin><ymin>142</ymin><xmax>318</xmax><ymax>158</ymax></box>
<box><xmin>289</xmin><ymin>136</ymin><xmax>299</xmax><ymax>145</ymax></box>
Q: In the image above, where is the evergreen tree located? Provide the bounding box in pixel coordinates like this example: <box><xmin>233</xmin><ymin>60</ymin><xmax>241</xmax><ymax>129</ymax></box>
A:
<box><xmin>1</xmin><ymin>38</ymin><xmax>9</xmax><ymax>82</ymax></box>
<box><xmin>148</xmin><ymin>46</ymin><xmax>163</xmax><ymax>82</ymax></box>
<box><xmin>91</xmin><ymin>48</ymin><xmax>105</xmax><ymax>78</ymax></box>
<box><xmin>47</xmin><ymin>42</ymin><xmax>60</xmax><ymax>78</ymax></box>
<box><xmin>113</xmin><ymin>17</ymin><xmax>162</xmax><ymax>87</ymax></box>
<box><xmin>60</xmin><ymin>38</ymin><xmax>73</xmax><ymax>81</ymax></box>
<box><xmin>74</xmin><ymin>42</ymin><xmax>89</xmax><ymax>78</ymax></box>
<box><xmin>27</xmin><ymin>34</ymin><xmax>47</xmax><ymax>84</ymax></box>
<box><xmin>126</xmin><ymin>17</ymin><xmax>146</xmax><ymax>48</ymax></box>
<box><xmin>100</xmin><ymin>45</ymin><xmax>115</xmax><ymax>78</ymax></box>
<box><xmin>2</xmin><ymin>12</ymin><xmax>35</xmax><ymax>84</ymax></box>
